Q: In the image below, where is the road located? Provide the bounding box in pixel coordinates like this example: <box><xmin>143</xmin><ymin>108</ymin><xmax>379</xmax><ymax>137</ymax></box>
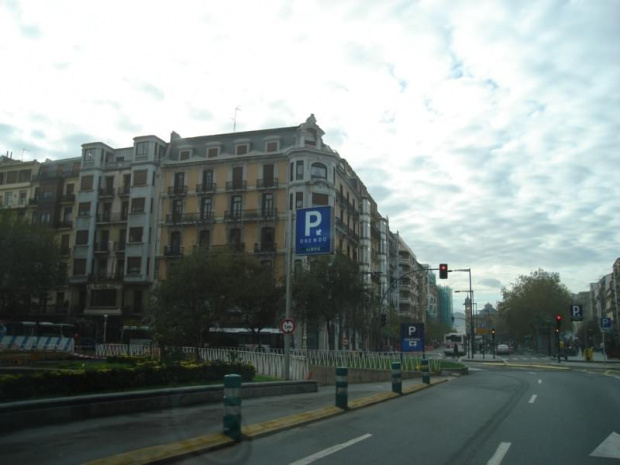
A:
<box><xmin>181</xmin><ymin>364</ymin><xmax>620</xmax><ymax>465</ymax></box>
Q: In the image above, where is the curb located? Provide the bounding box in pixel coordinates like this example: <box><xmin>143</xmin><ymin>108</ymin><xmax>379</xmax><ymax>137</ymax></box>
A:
<box><xmin>81</xmin><ymin>378</ymin><xmax>449</xmax><ymax>465</ymax></box>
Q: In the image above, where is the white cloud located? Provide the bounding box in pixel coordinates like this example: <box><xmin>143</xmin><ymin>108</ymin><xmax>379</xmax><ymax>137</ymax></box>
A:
<box><xmin>1</xmin><ymin>0</ymin><xmax>618</xmax><ymax>305</ymax></box>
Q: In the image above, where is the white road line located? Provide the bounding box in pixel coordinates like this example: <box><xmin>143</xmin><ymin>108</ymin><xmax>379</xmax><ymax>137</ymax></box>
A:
<box><xmin>538</xmin><ymin>379</ymin><xmax>542</xmax><ymax>384</ymax></box>
<box><xmin>487</xmin><ymin>442</ymin><xmax>512</xmax><ymax>465</ymax></box>
<box><xmin>529</xmin><ymin>394</ymin><xmax>538</xmax><ymax>404</ymax></box>
<box><xmin>289</xmin><ymin>433</ymin><xmax>372</xmax><ymax>465</ymax></box>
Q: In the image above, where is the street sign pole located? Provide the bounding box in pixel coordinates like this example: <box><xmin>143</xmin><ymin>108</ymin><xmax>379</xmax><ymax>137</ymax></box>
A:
<box><xmin>284</xmin><ymin>208</ymin><xmax>293</xmax><ymax>380</ymax></box>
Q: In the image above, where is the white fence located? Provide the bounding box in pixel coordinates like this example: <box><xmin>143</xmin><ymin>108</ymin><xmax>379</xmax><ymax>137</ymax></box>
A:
<box><xmin>0</xmin><ymin>335</ymin><xmax>74</xmax><ymax>352</ymax></box>
<box><xmin>93</xmin><ymin>345</ymin><xmax>442</xmax><ymax>379</ymax></box>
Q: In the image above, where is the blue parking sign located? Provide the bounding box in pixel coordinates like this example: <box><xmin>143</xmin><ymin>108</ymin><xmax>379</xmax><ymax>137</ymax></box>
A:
<box><xmin>400</xmin><ymin>323</ymin><xmax>425</xmax><ymax>352</ymax></box>
<box><xmin>295</xmin><ymin>206</ymin><xmax>332</xmax><ymax>255</ymax></box>
<box><xmin>601</xmin><ymin>318</ymin><xmax>612</xmax><ymax>330</ymax></box>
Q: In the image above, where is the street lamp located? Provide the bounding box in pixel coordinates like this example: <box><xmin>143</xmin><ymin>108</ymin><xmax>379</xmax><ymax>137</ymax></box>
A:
<box><xmin>103</xmin><ymin>314</ymin><xmax>108</xmax><ymax>344</ymax></box>
<box><xmin>455</xmin><ymin>290</ymin><xmax>475</xmax><ymax>358</ymax></box>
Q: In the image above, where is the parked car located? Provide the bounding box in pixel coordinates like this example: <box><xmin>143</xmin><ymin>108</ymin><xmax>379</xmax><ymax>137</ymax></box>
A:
<box><xmin>496</xmin><ymin>344</ymin><xmax>511</xmax><ymax>355</ymax></box>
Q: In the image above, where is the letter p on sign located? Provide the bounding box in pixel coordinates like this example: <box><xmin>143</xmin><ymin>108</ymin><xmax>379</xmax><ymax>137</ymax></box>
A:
<box><xmin>305</xmin><ymin>211</ymin><xmax>322</xmax><ymax>236</ymax></box>
<box><xmin>408</xmin><ymin>326</ymin><xmax>417</xmax><ymax>336</ymax></box>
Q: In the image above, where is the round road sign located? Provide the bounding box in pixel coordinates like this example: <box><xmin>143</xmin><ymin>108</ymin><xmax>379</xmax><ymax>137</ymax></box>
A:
<box><xmin>279</xmin><ymin>318</ymin><xmax>296</xmax><ymax>334</ymax></box>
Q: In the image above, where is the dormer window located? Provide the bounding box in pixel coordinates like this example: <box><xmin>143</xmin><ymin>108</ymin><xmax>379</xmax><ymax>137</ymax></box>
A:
<box><xmin>179</xmin><ymin>149</ymin><xmax>191</xmax><ymax>161</ymax></box>
<box><xmin>207</xmin><ymin>146</ymin><xmax>220</xmax><ymax>158</ymax></box>
<box><xmin>236</xmin><ymin>143</ymin><xmax>249</xmax><ymax>155</ymax></box>
<box><xmin>265</xmin><ymin>141</ymin><xmax>279</xmax><ymax>152</ymax></box>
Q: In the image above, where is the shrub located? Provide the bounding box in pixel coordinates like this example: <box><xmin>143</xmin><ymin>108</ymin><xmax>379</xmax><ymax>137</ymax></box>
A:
<box><xmin>0</xmin><ymin>361</ymin><xmax>256</xmax><ymax>402</ymax></box>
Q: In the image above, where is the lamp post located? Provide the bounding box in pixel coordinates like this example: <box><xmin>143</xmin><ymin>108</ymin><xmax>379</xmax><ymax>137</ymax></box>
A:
<box><xmin>103</xmin><ymin>314</ymin><xmax>108</xmax><ymax>344</ymax></box>
<box><xmin>455</xmin><ymin>289</ymin><xmax>475</xmax><ymax>358</ymax></box>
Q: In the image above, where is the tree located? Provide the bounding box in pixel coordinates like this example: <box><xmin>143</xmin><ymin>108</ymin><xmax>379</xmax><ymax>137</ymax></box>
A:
<box><xmin>230</xmin><ymin>257</ymin><xmax>284</xmax><ymax>347</ymax></box>
<box><xmin>149</xmin><ymin>248</ymin><xmax>240</xmax><ymax>347</ymax></box>
<box><xmin>0</xmin><ymin>209</ymin><xmax>63</xmax><ymax>319</ymax></box>
<box><xmin>497</xmin><ymin>269</ymin><xmax>572</xmax><ymax>346</ymax></box>
<box><xmin>293</xmin><ymin>253</ymin><xmax>366</xmax><ymax>350</ymax></box>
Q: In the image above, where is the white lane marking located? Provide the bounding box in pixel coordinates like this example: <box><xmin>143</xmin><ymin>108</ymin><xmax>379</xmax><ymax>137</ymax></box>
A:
<box><xmin>528</xmin><ymin>371</ymin><xmax>536</xmax><ymax>375</ymax></box>
<box><xmin>487</xmin><ymin>442</ymin><xmax>512</xmax><ymax>465</ymax></box>
<box><xmin>528</xmin><ymin>394</ymin><xmax>537</xmax><ymax>404</ymax></box>
<box><xmin>590</xmin><ymin>432</ymin><xmax>620</xmax><ymax>458</ymax></box>
<box><xmin>538</xmin><ymin>379</ymin><xmax>542</xmax><ymax>384</ymax></box>
<box><xmin>289</xmin><ymin>433</ymin><xmax>372</xmax><ymax>465</ymax></box>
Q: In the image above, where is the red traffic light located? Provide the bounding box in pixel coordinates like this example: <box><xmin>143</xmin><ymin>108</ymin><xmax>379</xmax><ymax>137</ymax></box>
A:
<box><xmin>556</xmin><ymin>315</ymin><xmax>562</xmax><ymax>322</ymax></box>
<box><xmin>439</xmin><ymin>263</ymin><xmax>448</xmax><ymax>279</ymax></box>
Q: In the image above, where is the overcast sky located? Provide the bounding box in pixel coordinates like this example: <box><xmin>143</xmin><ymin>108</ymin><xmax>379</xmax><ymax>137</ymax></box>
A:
<box><xmin>1</xmin><ymin>0</ymin><xmax>618</xmax><ymax>308</ymax></box>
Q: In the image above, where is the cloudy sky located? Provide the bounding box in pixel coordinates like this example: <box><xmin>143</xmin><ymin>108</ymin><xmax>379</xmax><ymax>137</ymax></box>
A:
<box><xmin>1</xmin><ymin>0</ymin><xmax>618</xmax><ymax>308</ymax></box>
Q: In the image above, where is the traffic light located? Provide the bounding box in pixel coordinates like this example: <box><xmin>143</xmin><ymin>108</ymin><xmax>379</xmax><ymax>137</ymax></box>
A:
<box><xmin>491</xmin><ymin>328</ymin><xmax>496</xmax><ymax>340</ymax></box>
<box><xmin>439</xmin><ymin>263</ymin><xmax>448</xmax><ymax>279</ymax></box>
<box><xmin>555</xmin><ymin>314</ymin><xmax>562</xmax><ymax>329</ymax></box>
<box><xmin>380</xmin><ymin>313</ymin><xmax>387</xmax><ymax>327</ymax></box>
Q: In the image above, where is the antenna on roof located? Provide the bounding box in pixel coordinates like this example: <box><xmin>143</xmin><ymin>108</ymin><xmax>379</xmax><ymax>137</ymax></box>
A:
<box><xmin>232</xmin><ymin>106</ymin><xmax>241</xmax><ymax>132</ymax></box>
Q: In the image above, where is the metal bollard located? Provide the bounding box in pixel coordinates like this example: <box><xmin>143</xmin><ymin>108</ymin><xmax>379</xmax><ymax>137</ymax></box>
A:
<box><xmin>392</xmin><ymin>362</ymin><xmax>402</xmax><ymax>394</ymax></box>
<box><xmin>223</xmin><ymin>374</ymin><xmax>242</xmax><ymax>441</ymax></box>
<box><xmin>335</xmin><ymin>366</ymin><xmax>348</xmax><ymax>410</ymax></box>
<box><xmin>421</xmin><ymin>359</ymin><xmax>430</xmax><ymax>385</ymax></box>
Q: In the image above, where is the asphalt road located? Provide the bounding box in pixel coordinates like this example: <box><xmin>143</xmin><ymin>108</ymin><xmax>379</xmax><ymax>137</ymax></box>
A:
<box><xmin>184</xmin><ymin>366</ymin><xmax>620</xmax><ymax>465</ymax></box>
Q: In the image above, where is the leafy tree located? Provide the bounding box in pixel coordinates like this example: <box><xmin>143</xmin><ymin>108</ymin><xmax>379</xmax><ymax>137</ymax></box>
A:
<box><xmin>497</xmin><ymin>269</ymin><xmax>572</xmax><ymax>345</ymax></box>
<box><xmin>230</xmin><ymin>256</ymin><xmax>284</xmax><ymax>347</ymax></box>
<box><xmin>293</xmin><ymin>253</ymin><xmax>366</xmax><ymax>350</ymax></box>
<box><xmin>149</xmin><ymin>248</ymin><xmax>240</xmax><ymax>347</ymax></box>
<box><xmin>0</xmin><ymin>209</ymin><xmax>63</xmax><ymax>319</ymax></box>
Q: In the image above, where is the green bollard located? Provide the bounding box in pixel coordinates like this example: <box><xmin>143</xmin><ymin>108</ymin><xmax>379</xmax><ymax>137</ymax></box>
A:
<box><xmin>335</xmin><ymin>367</ymin><xmax>348</xmax><ymax>410</ymax></box>
<box><xmin>392</xmin><ymin>362</ymin><xmax>402</xmax><ymax>394</ymax></box>
<box><xmin>421</xmin><ymin>359</ymin><xmax>430</xmax><ymax>385</ymax></box>
<box><xmin>223</xmin><ymin>374</ymin><xmax>242</xmax><ymax>441</ymax></box>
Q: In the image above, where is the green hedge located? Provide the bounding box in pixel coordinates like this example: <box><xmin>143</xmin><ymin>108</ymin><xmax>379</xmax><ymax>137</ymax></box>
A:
<box><xmin>0</xmin><ymin>361</ymin><xmax>256</xmax><ymax>402</ymax></box>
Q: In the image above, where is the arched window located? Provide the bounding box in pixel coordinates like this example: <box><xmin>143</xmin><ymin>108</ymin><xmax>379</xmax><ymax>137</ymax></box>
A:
<box><xmin>311</xmin><ymin>162</ymin><xmax>327</xmax><ymax>179</ymax></box>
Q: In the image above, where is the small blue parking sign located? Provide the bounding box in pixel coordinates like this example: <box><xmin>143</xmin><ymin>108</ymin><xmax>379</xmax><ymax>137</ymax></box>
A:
<box><xmin>570</xmin><ymin>304</ymin><xmax>583</xmax><ymax>321</ymax></box>
<box><xmin>400</xmin><ymin>323</ymin><xmax>425</xmax><ymax>352</ymax></box>
<box><xmin>295</xmin><ymin>206</ymin><xmax>332</xmax><ymax>255</ymax></box>
<box><xmin>601</xmin><ymin>318</ymin><xmax>612</xmax><ymax>330</ymax></box>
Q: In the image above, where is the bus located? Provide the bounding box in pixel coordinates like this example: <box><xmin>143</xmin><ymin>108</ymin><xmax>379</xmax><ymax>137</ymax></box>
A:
<box><xmin>120</xmin><ymin>326</ymin><xmax>152</xmax><ymax>346</ymax></box>
<box><xmin>208</xmin><ymin>327</ymin><xmax>284</xmax><ymax>351</ymax></box>
<box><xmin>0</xmin><ymin>321</ymin><xmax>76</xmax><ymax>352</ymax></box>
<box><xmin>444</xmin><ymin>332</ymin><xmax>467</xmax><ymax>356</ymax></box>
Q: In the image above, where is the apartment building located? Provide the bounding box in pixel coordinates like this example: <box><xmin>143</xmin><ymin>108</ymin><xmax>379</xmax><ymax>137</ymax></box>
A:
<box><xmin>0</xmin><ymin>155</ymin><xmax>39</xmax><ymax>215</ymax></box>
<box><xmin>68</xmin><ymin>136</ymin><xmax>165</xmax><ymax>336</ymax></box>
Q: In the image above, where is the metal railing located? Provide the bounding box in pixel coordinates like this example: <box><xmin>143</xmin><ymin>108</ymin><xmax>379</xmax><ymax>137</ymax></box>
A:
<box><xmin>196</xmin><ymin>183</ymin><xmax>217</xmax><ymax>194</ymax></box>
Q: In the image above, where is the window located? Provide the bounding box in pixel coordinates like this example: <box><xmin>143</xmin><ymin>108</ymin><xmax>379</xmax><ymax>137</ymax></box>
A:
<box><xmin>73</xmin><ymin>259</ymin><xmax>87</xmax><ymax>276</ymax></box>
<box><xmin>78</xmin><ymin>202</ymin><xmax>91</xmax><ymax>217</ymax></box>
<box><xmin>265</xmin><ymin>141</ymin><xmax>279</xmax><ymax>152</ymax></box>
<box><xmin>91</xmin><ymin>289</ymin><xmax>117</xmax><ymax>307</ymax></box>
<box><xmin>179</xmin><ymin>149</ymin><xmax>191</xmax><ymax>160</ymax></box>
<box><xmin>232</xmin><ymin>166</ymin><xmax>243</xmax><ymax>189</ymax></box>
<box><xmin>75</xmin><ymin>230</ymin><xmax>89</xmax><ymax>245</ymax></box>
<box><xmin>290</xmin><ymin>163</ymin><xmax>294</xmax><ymax>182</ymax></box>
<box><xmin>0</xmin><ymin>172</ymin><xmax>4</xmax><ymax>184</ymax></box>
<box><xmin>80</xmin><ymin>175</ymin><xmax>94</xmax><ymax>191</ymax></box>
<box><xmin>202</xmin><ymin>169</ymin><xmax>214</xmax><ymax>189</ymax></box>
<box><xmin>231</xmin><ymin>195</ymin><xmax>242</xmax><ymax>218</ymax></box>
<box><xmin>18</xmin><ymin>170</ymin><xmax>31</xmax><ymax>183</ymax></box>
<box><xmin>229</xmin><ymin>228</ymin><xmax>241</xmax><ymax>246</ymax></box>
<box><xmin>207</xmin><ymin>147</ymin><xmax>219</xmax><ymax>158</ymax></box>
<box><xmin>4</xmin><ymin>192</ymin><xmax>12</xmax><ymax>206</ymax></box>
<box><xmin>133</xmin><ymin>170</ymin><xmax>147</xmax><ymax>186</ymax></box>
<box><xmin>199</xmin><ymin>229</ymin><xmax>210</xmax><ymax>247</ymax></box>
<box><xmin>201</xmin><ymin>197</ymin><xmax>212</xmax><ymax>219</ymax></box>
<box><xmin>262</xmin><ymin>193</ymin><xmax>274</xmax><ymax>215</ymax></box>
<box><xmin>296</xmin><ymin>192</ymin><xmax>303</xmax><ymax>209</ymax></box>
<box><xmin>311</xmin><ymin>163</ymin><xmax>327</xmax><ymax>179</ymax></box>
<box><xmin>66</xmin><ymin>183</ymin><xmax>74</xmax><ymax>195</ymax></box>
<box><xmin>83</xmin><ymin>148</ymin><xmax>95</xmax><ymax>162</ymax></box>
<box><xmin>296</xmin><ymin>161</ymin><xmax>304</xmax><ymax>180</ymax></box>
<box><xmin>40</xmin><ymin>213</ymin><xmax>51</xmax><ymax>224</ymax></box>
<box><xmin>131</xmin><ymin>197</ymin><xmax>145</xmax><ymax>213</ymax></box>
<box><xmin>312</xmin><ymin>193</ymin><xmax>329</xmax><ymax>206</ymax></box>
<box><xmin>236</xmin><ymin>144</ymin><xmax>249</xmax><ymax>155</ymax></box>
<box><xmin>129</xmin><ymin>227</ymin><xmax>143</xmax><ymax>243</ymax></box>
<box><xmin>60</xmin><ymin>235</ymin><xmax>70</xmax><ymax>253</ymax></box>
<box><xmin>172</xmin><ymin>199</ymin><xmax>183</xmax><ymax>221</ymax></box>
<box><xmin>121</xmin><ymin>201</ymin><xmax>129</xmax><ymax>220</ymax></box>
<box><xmin>263</xmin><ymin>164</ymin><xmax>275</xmax><ymax>187</ymax></box>
<box><xmin>127</xmin><ymin>257</ymin><xmax>141</xmax><ymax>275</ymax></box>
<box><xmin>18</xmin><ymin>191</ymin><xmax>26</xmax><ymax>206</ymax></box>
<box><xmin>6</xmin><ymin>171</ymin><xmax>17</xmax><ymax>184</ymax></box>
<box><xmin>136</xmin><ymin>141</ymin><xmax>149</xmax><ymax>159</ymax></box>
<box><xmin>261</xmin><ymin>227</ymin><xmax>275</xmax><ymax>249</ymax></box>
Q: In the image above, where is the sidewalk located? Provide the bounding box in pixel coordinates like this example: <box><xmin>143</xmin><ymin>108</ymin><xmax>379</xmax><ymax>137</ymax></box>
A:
<box><xmin>1</xmin><ymin>376</ymin><xmax>449</xmax><ymax>465</ymax></box>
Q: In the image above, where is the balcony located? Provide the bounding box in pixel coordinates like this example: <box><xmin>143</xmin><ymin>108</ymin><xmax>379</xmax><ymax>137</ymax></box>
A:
<box><xmin>94</xmin><ymin>242</ymin><xmax>111</xmax><ymax>254</ymax></box>
<box><xmin>168</xmin><ymin>185</ymin><xmax>187</xmax><ymax>196</ymax></box>
<box><xmin>165</xmin><ymin>212</ymin><xmax>199</xmax><ymax>225</ymax></box>
<box><xmin>60</xmin><ymin>193</ymin><xmax>76</xmax><ymax>203</ymax></box>
<box><xmin>90</xmin><ymin>273</ymin><xmax>123</xmax><ymax>283</ymax></box>
<box><xmin>118</xmin><ymin>186</ymin><xmax>130</xmax><ymax>197</ymax></box>
<box><xmin>196</xmin><ymin>183</ymin><xmax>217</xmax><ymax>194</ymax></box>
<box><xmin>225</xmin><ymin>181</ymin><xmax>247</xmax><ymax>192</ymax></box>
<box><xmin>116</xmin><ymin>242</ymin><xmax>126</xmax><ymax>254</ymax></box>
<box><xmin>163</xmin><ymin>245</ymin><xmax>184</xmax><ymax>256</ymax></box>
<box><xmin>99</xmin><ymin>188</ymin><xmax>115</xmax><ymax>198</ymax></box>
<box><xmin>254</xmin><ymin>242</ymin><xmax>277</xmax><ymax>254</ymax></box>
<box><xmin>224</xmin><ymin>209</ymin><xmax>277</xmax><ymax>222</ymax></box>
<box><xmin>96</xmin><ymin>212</ymin><xmax>128</xmax><ymax>223</ymax></box>
<box><xmin>256</xmin><ymin>178</ymin><xmax>279</xmax><ymax>189</ymax></box>
<box><xmin>59</xmin><ymin>247</ymin><xmax>71</xmax><ymax>256</ymax></box>
<box><xmin>57</xmin><ymin>220</ymin><xmax>73</xmax><ymax>229</ymax></box>
<box><xmin>195</xmin><ymin>211</ymin><xmax>215</xmax><ymax>224</ymax></box>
